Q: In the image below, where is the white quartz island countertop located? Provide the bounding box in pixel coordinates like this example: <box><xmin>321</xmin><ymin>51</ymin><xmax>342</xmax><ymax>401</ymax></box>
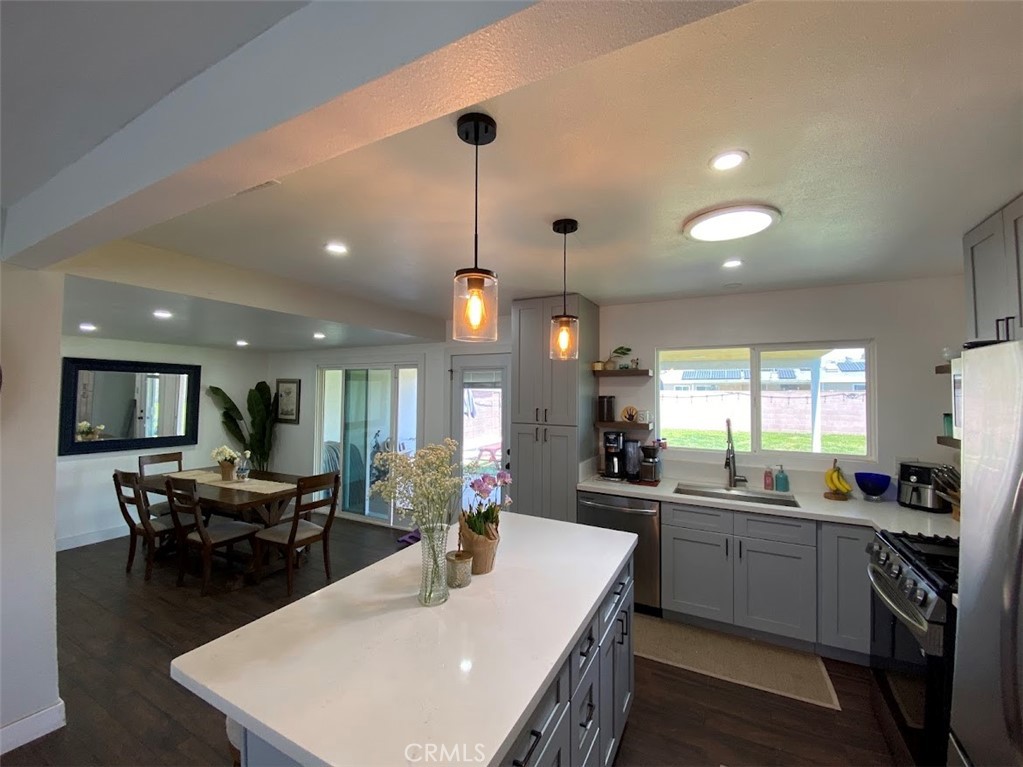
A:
<box><xmin>171</xmin><ymin>513</ymin><xmax>638</xmax><ymax>767</ymax></box>
<box><xmin>577</xmin><ymin>475</ymin><xmax>961</xmax><ymax>539</ymax></box>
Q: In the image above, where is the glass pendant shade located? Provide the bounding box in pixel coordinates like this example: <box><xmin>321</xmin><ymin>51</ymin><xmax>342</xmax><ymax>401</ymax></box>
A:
<box><xmin>549</xmin><ymin>314</ymin><xmax>579</xmax><ymax>360</ymax></box>
<box><xmin>452</xmin><ymin>268</ymin><xmax>498</xmax><ymax>342</ymax></box>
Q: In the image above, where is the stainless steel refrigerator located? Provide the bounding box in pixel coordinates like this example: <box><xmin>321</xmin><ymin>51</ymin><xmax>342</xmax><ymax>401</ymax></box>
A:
<box><xmin>949</xmin><ymin>339</ymin><xmax>1023</xmax><ymax>767</ymax></box>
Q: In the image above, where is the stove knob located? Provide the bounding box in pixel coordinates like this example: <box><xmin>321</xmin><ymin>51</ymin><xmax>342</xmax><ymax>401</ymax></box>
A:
<box><xmin>878</xmin><ymin>550</ymin><xmax>890</xmax><ymax>565</ymax></box>
<box><xmin>888</xmin><ymin>563</ymin><xmax>902</xmax><ymax>578</ymax></box>
<box><xmin>903</xmin><ymin>578</ymin><xmax>916</xmax><ymax>594</ymax></box>
<box><xmin>912</xmin><ymin>588</ymin><xmax>928</xmax><ymax>607</ymax></box>
<box><xmin>865</xmin><ymin>541</ymin><xmax>881</xmax><ymax>556</ymax></box>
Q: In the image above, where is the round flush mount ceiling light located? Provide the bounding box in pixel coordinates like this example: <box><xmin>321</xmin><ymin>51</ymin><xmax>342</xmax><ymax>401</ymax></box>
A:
<box><xmin>79</xmin><ymin>322</ymin><xmax>97</xmax><ymax>332</ymax></box>
<box><xmin>313</xmin><ymin>332</ymin><xmax>326</xmax><ymax>340</ymax></box>
<box><xmin>684</xmin><ymin>204</ymin><xmax>781</xmax><ymax>242</ymax></box>
<box><xmin>710</xmin><ymin>150</ymin><xmax>748</xmax><ymax>171</ymax></box>
<box><xmin>153</xmin><ymin>309</ymin><xmax>173</xmax><ymax>319</ymax></box>
<box><xmin>722</xmin><ymin>259</ymin><xmax>743</xmax><ymax>269</ymax></box>
<box><xmin>325</xmin><ymin>242</ymin><xmax>348</xmax><ymax>256</ymax></box>
<box><xmin>236</xmin><ymin>340</ymin><xmax>249</xmax><ymax>347</ymax></box>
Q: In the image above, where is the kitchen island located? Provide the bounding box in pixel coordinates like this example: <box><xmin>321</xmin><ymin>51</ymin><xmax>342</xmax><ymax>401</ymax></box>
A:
<box><xmin>171</xmin><ymin>513</ymin><xmax>637</xmax><ymax>767</ymax></box>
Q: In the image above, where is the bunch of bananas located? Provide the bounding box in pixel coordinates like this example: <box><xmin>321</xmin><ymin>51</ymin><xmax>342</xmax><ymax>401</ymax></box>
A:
<box><xmin>825</xmin><ymin>459</ymin><xmax>852</xmax><ymax>494</ymax></box>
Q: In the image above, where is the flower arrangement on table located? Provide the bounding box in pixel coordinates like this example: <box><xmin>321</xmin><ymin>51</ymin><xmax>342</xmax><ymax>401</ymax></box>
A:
<box><xmin>75</xmin><ymin>421</ymin><xmax>105</xmax><ymax>441</ymax></box>
<box><xmin>459</xmin><ymin>468</ymin><xmax>512</xmax><ymax>575</ymax></box>
<box><xmin>211</xmin><ymin>445</ymin><xmax>241</xmax><ymax>480</ymax></box>
<box><xmin>371</xmin><ymin>438</ymin><xmax>462</xmax><ymax>606</ymax></box>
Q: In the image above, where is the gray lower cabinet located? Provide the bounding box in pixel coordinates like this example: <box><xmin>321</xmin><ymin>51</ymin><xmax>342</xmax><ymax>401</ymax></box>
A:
<box><xmin>506</xmin><ymin>558</ymin><xmax>633</xmax><ymax>767</ymax></box>
<box><xmin>817</xmin><ymin>523</ymin><xmax>874</xmax><ymax>654</ymax></box>
<box><xmin>733</xmin><ymin>536</ymin><xmax>817</xmax><ymax>642</ymax></box>
<box><xmin>510</xmin><ymin>423</ymin><xmax>579</xmax><ymax>522</ymax></box>
<box><xmin>661</xmin><ymin>524</ymin><xmax>733</xmax><ymax>622</ymax></box>
<box><xmin>512</xmin><ymin>424</ymin><xmax>544</xmax><ymax>517</ymax></box>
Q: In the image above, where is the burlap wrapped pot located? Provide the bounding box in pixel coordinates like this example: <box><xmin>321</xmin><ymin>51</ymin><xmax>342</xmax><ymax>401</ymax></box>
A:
<box><xmin>458</xmin><ymin>512</ymin><xmax>500</xmax><ymax>575</ymax></box>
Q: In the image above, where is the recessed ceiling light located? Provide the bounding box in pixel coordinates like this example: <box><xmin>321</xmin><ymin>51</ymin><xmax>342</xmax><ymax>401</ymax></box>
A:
<box><xmin>236</xmin><ymin>340</ymin><xmax>249</xmax><ymax>347</ymax></box>
<box><xmin>152</xmin><ymin>309</ymin><xmax>173</xmax><ymax>319</ymax></box>
<box><xmin>325</xmin><ymin>241</ymin><xmax>348</xmax><ymax>256</ymax></box>
<box><xmin>79</xmin><ymin>322</ymin><xmax>97</xmax><ymax>332</ymax></box>
<box><xmin>710</xmin><ymin>150</ymin><xmax>748</xmax><ymax>171</ymax></box>
<box><xmin>684</xmin><ymin>204</ymin><xmax>780</xmax><ymax>242</ymax></box>
<box><xmin>722</xmin><ymin>259</ymin><xmax>743</xmax><ymax>269</ymax></box>
<box><xmin>313</xmin><ymin>332</ymin><xmax>326</xmax><ymax>340</ymax></box>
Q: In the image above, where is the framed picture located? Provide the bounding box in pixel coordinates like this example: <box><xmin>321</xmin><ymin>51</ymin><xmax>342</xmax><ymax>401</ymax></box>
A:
<box><xmin>275</xmin><ymin>378</ymin><xmax>301</xmax><ymax>425</ymax></box>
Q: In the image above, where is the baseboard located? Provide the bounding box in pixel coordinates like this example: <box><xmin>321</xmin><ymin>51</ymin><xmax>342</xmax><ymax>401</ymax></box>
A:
<box><xmin>0</xmin><ymin>699</ymin><xmax>66</xmax><ymax>754</ymax></box>
<box><xmin>57</xmin><ymin>526</ymin><xmax>124</xmax><ymax>551</ymax></box>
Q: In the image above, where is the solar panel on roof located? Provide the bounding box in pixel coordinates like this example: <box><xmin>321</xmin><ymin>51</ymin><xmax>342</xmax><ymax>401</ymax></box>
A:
<box><xmin>837</xmin><ymin>361</ymin><xmax>866</xmax><ymax>372</ymax></box>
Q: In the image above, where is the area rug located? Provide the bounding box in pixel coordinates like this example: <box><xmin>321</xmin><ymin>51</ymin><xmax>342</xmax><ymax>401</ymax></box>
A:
<box><xmin>633</xmin><ymin>614</ymin><xmax>841</xmax><ymax>710</ymax></box>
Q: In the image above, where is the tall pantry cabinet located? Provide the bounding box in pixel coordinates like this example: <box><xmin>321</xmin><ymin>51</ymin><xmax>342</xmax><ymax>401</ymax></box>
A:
<box><xmin>511</xmin><ymin>294</ymin><xmax>598</xmax><ymax>523</ymax></box>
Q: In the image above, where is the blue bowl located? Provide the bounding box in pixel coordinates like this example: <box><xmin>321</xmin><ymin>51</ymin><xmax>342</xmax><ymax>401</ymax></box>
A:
<box><xmin>855</xmin><ymin>472</ymin><xmax>891</xmax><ymax>500</ymax></box>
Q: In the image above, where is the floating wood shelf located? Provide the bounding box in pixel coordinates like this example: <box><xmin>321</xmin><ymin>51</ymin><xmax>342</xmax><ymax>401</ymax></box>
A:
<box><xmin>596</xmin><ymin>421</ymin><xmax>654</xmax><ymax>431</ymax></box>
<box><xmin>936</xmin><ymin>435</ymin><xmax>962</xmax><ymax>449</ymax></box>
<box><xmin>935</xmin><ymin>363</ymin><xmax>952</xmax><ymax>375</ymax></box>
<box><xmin>592</xmin><ymin>369</ymin><xmax>653</xmax><ymax>378</ymax></box>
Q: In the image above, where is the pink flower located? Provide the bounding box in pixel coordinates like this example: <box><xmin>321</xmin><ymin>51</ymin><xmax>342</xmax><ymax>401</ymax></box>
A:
<box><xmin>496</xmin><ymin>470</ymin><xmax>512</xmax><ymax>486</ymax></box>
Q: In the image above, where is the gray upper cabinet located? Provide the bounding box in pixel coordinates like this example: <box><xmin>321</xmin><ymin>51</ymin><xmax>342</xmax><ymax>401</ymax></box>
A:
<box><xmin>734</xmin><ymin>536</ymin><xmax>817</xmax><ymax>642</ymax></box>
<box><xmin>511</xmin><ymin>294</ymin><xmax>598</xmax><ymax>426</ymax></box>
<box><xmin>964</xmin><ymin>194</ymin><xmax>1023</xmax><ymax>343</ymax></box>
<box><xmin>818</xmin><ymin>523</ymin><xmax>873</xmax><ymax>654</ymax></box>
<box><xmin>1004</xmin><ymin>194</ymin><xmax>1023</xmax><ymax>338</ymax></box>
<box><xmin>661</xmin><ymin>524</ymin><xmax>734</xmax><ymax>623</ymax></box>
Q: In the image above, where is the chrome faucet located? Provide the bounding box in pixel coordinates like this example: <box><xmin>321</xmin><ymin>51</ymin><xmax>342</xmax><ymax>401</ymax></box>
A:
<box><xmin>724</xmin><ymin>418</ymin><xmax>747</xmax><ymax>488</ymax></box>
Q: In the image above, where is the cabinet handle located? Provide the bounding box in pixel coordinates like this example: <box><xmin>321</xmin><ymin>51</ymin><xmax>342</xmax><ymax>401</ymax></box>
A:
<box><xmin>725</xmin><ymin>538</ymin><xmax>729</xmax><ymax>558</ymax></box>
<box><xmin>622</xmin><ymin>608</ymin><xmax>630</xmax><ymax>639</ymax></box>
<box><xmin>543</xmin><ymin>428</ymin><xmax>548</xmax><ymax>443</ymax></box>
<box><xmin>512</xmin><ymin>730</ymin><xmax>543</xmax><ymax>767</ymax></box>
<box><xmin>535</xmin><ymin>407</ymin><xmax>540</xmax><ymax>422</ymax></box>
<box><xmin>579</xmin><ymin>633</ymin><xmax>595</xmax><ymax>659</ymax></box>
<box><xmin>544</xmin><ymin>408</ymin><xmax>548</xmax><ymax>422</ymax></box>
<box><xmin>1008</xmin><ymin>316</ymin><xmax>1018</xmax><ymax>341</ymax></box>
<box><xmin>534</xmin><ymin>427</ymin><xmax>539</xmax><ymax>442</ymax></box>
<box><xmin>739</xmin><ymin>539</ymin><xmax>743</xmax><ymax>560</ymax></box>
<box><xmin>617</xmin><ymin>615</ymin><xmax>626</xmax><ymax>645</ymax></box>
<box><xmin>579</xmin><ymin>702</ymin><xmax>595</xmax><ymax>730</ymax></box>
<box><xmin>996</xmin><ymin>318</ymin><xmax>1006</xmax><ymax>341</ymax></box>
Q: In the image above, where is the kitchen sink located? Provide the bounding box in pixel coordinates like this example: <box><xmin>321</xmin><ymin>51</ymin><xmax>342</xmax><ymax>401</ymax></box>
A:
<box><xmin>673</xmin><ymin>482</ymin><xmax>801</xmax><ymax>508</ymax></box>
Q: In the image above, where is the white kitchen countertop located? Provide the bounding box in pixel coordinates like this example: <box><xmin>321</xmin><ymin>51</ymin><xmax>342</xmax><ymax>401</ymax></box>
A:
<box><xmin>170</xmin><ymin>513</ymin><xmax>637</xmax><ymax>767</ymax></box>
<box><xmin>577</xmin><ymin>476</ymin><xmax>960</xmax><ymax>539</ymax></box>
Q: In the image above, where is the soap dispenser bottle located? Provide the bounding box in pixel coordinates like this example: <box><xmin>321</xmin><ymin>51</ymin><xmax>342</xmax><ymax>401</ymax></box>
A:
<box><xmin>763</xmin><ymin>466</ymin><xmax>774</xmax><ymax>491</ymax></box>
<box><xmin>774</xmin><ymin>465</ymin><xmax>790</xmax><ymax>493</ymax></box>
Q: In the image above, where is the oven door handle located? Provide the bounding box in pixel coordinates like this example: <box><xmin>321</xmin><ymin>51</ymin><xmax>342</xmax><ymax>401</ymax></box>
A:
<box><xmin>1000</xmin><ymin>469</ymin><xmax>1023</xmax><ymax>759</ymax></box>
<box><xmin>867</xmin><ymin>563</ymin><xmax>929</xmax><ymax>638</ymax></box>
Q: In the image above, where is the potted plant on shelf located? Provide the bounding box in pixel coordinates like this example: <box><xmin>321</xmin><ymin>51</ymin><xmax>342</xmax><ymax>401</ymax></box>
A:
<box><xmin>371</xmin><ymin>439</ymin><xmax>462</xmax><ymax>606</ymax></box>
<box><xmin>212</xmin><ymin>445</ymin><xmax>240</xmax><ymax>481</ymax></box>
<box><xmin>605</xmin><ymin>346</ymin><xmax>632</xmax><ymax>370</ymax></box>
<box><xmin>459</xmin><ymin>469</ymin><xmax>513</xmax><ymax>575</ymax></box>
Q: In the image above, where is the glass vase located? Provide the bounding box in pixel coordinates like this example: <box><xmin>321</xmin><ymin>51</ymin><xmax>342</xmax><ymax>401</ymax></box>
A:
<box><xmin>236</xmin><ymin>454</ymin><xmax>252</xmax><ymax>481</ymax></box>
<box><xmin>418</xmin><ymin>522</ymin><xmax>450</xmax><ymax>606</ymax></box>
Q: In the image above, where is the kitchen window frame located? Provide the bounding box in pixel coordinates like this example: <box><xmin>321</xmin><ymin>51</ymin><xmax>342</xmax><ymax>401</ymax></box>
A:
<box><xmin>655</xmin><ymin>339</ymin><xmax>877</xmax><ymax>462</ymax></box>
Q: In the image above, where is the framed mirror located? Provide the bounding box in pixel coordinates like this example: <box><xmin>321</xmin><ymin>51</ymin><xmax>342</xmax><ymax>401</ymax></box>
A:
<box><xmin>58</xmin><ymin>357</ymin><xmax>201</xmax><ymax>456</ymax></box>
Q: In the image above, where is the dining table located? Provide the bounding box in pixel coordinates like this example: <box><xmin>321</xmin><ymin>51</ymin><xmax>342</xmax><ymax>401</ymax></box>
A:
<box><xmin>139</xmin><ymin>467</ymin><xmax>301</xmax><ymax>526</ymax></box>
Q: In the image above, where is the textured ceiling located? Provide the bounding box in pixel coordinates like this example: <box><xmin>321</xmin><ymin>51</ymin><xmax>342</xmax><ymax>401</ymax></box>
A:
<box><xmin>62</xmin><ymin>276</ymin><xmax>421</xmax><ymax>351</ymax></box>
<box><xmin>0</xmin><ymin>0</ymin><xmax>304</xmax><ymax>206</ymax></box>
<box><xmin>131</xmin><ymin>0</ymin><xmax>1023</xmax><ymax>314</ymax></box>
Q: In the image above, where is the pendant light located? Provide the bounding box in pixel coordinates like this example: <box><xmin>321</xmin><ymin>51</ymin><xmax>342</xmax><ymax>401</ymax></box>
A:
<box><xmin>550</xmin><ymin>218</ymin><xmax>580</xmax><ymax>360</ymax></box>
<box><xmin>452</xmin><ymin>113</ymin><xmax>499</xmax><ymax>342</ymax></box>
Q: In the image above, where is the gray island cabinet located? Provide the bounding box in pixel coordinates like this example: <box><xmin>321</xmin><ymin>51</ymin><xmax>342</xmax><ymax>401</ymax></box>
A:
<box><xmin>170</xmin><ymin>514</ymin><xmax>637</xmax><ymax>767</ymax></box>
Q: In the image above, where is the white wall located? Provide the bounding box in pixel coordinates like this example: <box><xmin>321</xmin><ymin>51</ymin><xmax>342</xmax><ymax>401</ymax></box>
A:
<box><xmin>1</xmin><ymin>265</ymin><xmax>64</xmax><ymax>750</ymax></box>
<box><xmin>267</xmin><ymin>318</ymin><xmax>512</xmax><ymax>479</ymax></box>
<box><xmin>599</xmin><ymin>275</ymin><xmax>965</xmax><ymax>481</ymax></box>
<box><xmin>56</xmin><ymin>337</ymin><xmax>269</xmax><ymax>550</ymax></box>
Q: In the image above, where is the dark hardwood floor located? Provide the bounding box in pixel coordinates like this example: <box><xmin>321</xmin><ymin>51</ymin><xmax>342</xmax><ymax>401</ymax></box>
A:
<box><xmin>9</xmin><ymin>521</ymin><xmax>892</xmax><ymax>767</ymax></box>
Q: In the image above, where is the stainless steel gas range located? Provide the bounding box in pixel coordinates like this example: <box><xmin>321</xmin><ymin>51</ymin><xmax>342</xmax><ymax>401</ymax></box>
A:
<box><xmin>867</xmin><ymin>530</ymin><xmax>959</xmax><ymax>766</ymax></box>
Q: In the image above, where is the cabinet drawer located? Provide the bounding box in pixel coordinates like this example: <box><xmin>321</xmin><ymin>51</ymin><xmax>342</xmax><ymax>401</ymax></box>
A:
<box><xmin>569</xmin><ymin>646</ymin><xmax>600</xmax><ymax>766</ymax></box>
<box><xmin>733</xmin><ymin>512</ymin><xmax>816</xmax><ymax>546</ymax></box>
<box><xmin>598</xmin><ymin>559</ymin><xmax>633</xmax><ymax>645</ymax></box>
<box><xmin>569</xmin><ymin>614</ymin><xmax>599</xmax><ymax>697</ymax></box>
<box><xmin>662</xmin><ymin>503</ymin><xmax>733</xmax><ymax>534</ymax></box>
<box><xmin>502</xmin><ymin>660</ymin><xmax>571</xmax><ymax>767</ymax></box>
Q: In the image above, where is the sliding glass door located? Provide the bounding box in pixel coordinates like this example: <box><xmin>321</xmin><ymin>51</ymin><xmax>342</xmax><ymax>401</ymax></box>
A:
<box><xmin>320</xmin><ymin>365</ymin><xmax>419</xmax><ymax>525</ymax></box>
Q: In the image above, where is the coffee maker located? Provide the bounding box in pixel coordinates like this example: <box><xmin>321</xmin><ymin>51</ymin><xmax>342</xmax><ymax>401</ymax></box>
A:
<box><xmin>603</xmin><ymin>431</ymin><xmax>626</xmax><ymax>480</ymax></box>
<box><xmin>640</xmin><ymin>443</ymin><xmax>662</xmax><ymax>482</ymax></box>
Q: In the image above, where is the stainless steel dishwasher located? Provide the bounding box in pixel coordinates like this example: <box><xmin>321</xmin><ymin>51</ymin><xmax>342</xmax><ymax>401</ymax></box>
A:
<box><xmin>577</xmin><ymin>491</ymin><xmax>660</xmax><ymax>611</ymax></box>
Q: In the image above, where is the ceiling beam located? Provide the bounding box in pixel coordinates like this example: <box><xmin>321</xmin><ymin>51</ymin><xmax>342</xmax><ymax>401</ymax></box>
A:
<box><xmin>2</xmin><ymin>0</ymin><xmax>744</xmax><ymax>269</ymax></box>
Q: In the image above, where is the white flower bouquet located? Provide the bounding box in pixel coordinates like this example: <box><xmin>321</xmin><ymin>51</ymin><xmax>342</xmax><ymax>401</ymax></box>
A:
<box><xmin>75</xmin><ymin>421</ymin><xmax>105</xmax><ymax>440</ymax></box>
<box><xmin>211</xmin><ymin>445</ymin><xmax>240</xmax><ymax>464</ymax></box>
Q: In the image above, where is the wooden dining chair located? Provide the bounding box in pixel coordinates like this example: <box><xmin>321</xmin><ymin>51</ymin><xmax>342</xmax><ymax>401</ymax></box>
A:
<box><xmin>113</xmin><ymin>470</ymin><xmax>177</xmax><ymax>581</ymax></box>
<box><xmin>138</xmin><ymin>451</ymin><xmax>184</xmax><ymax>516</ymax></box>
<box><xmin>165</xmin><ymin>477</ymin><xmax>261</xmax><ymax>596</ymax></box>
<box><xmin>254</xmin><ymin>472</ymin><xmax>340</xmax><ymax>596</ymax></box>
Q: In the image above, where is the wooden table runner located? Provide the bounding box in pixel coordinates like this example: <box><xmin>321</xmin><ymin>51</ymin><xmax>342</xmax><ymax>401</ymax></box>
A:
<box><xmin>169</xmin><ymin>471</ymin><xmax>296</xmax><ymax>495</ymax></box>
